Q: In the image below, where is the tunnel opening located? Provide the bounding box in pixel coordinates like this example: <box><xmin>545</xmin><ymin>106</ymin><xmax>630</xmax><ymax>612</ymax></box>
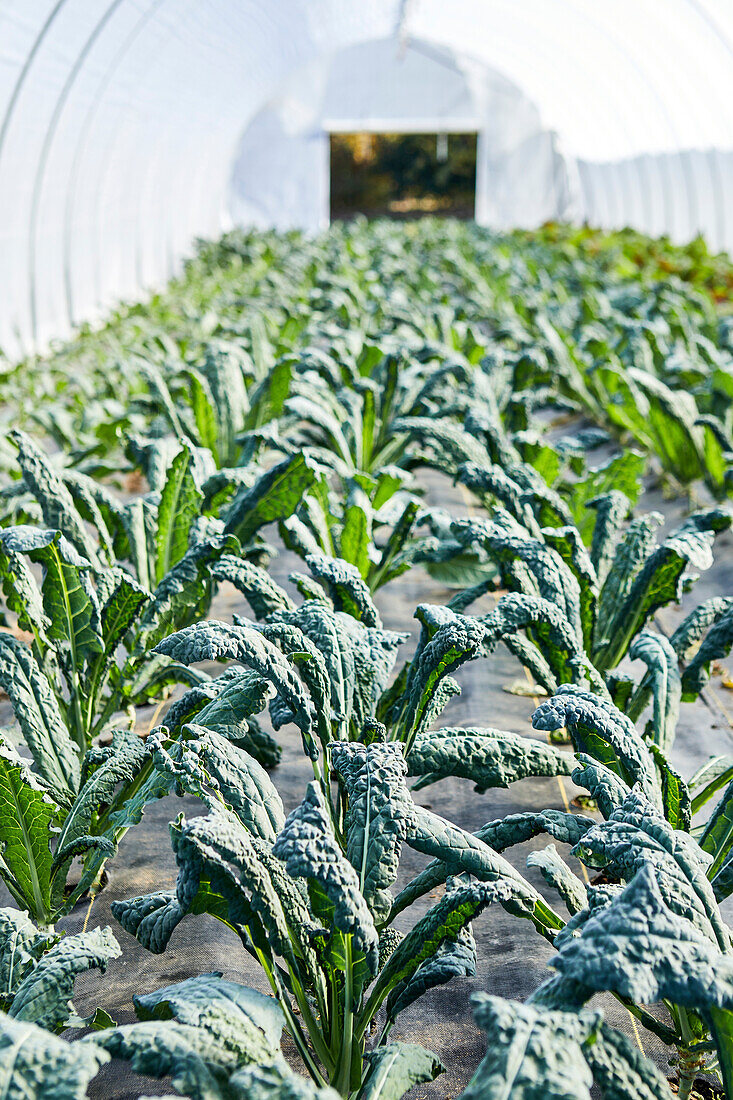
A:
<box><xmin>329</xmin><ymin>131</ymin><xmax>477</xmax><ymax>221</ymax></box>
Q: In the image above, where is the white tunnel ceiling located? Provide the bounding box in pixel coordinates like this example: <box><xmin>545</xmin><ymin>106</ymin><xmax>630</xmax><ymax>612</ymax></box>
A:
<box><xmin>1</xmin><ymin>0</ymin><xmax>733</xmax><ymax>360</ymax></box>
<box><xmin>322</xmin><ymin>37</ymin><xmax>480</xmax><ymax>130</ymax></box>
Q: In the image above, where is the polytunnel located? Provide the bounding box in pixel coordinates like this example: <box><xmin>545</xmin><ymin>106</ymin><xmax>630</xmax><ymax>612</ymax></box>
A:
<box><xmin>2</xmin><ymin>0</ymin><xmax>733</xmax><ymax>359</ymax></box>
<box><xmin>6</xmin><ymin>4</ymin><xmax>733</xmax><ymax>1098</ymax></box>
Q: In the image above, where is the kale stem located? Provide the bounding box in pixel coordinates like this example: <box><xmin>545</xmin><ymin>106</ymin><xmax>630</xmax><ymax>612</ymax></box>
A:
<box><xmin>328</xmin><ymin>969</ymin><xmax>341</xmax><ymax>1065</ymax></box>
<box><xmin>255</xmin><ymin>946</ymin><xmax>326</xmax><ymax>1086</ymax></box>
<box><xmin>355</xmin><ymin>985</ymin><xmax>383</xmax><ymax>1042</ymax></box>
<box><xmin>288</xmin><ymin>970</ymin><xmax>334</xmax><ymax>1074</ymax></box>
<box><xmin>334</xmin><ymin>938</ymin><xmax>355</xmax><ymax>1094</ymax></box>
<box><xmin>676</xmin><ymin>1008</ymin><xmax>706</xmax><ymax>1100</ymax></box>
<box><xmin>375</xmin><ymin>1015</ymin><xmax>393</xmax><ymax>1048</ymax></box>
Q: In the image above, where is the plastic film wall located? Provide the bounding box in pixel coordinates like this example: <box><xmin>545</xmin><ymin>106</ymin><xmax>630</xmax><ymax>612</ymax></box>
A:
<box><xmin>1</xmin><ymin>0</ymin><xmax>733</xmax><ymax>360</ymax></box>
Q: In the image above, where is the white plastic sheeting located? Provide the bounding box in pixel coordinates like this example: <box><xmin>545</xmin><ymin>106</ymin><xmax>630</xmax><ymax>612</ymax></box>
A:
<box><xmin>230</xmin><ymin>37</ymin><xmax>575</xmax><ymax>233</ymax></box>
<box><xmin>1</xmin><ymin>0</ymin><xmax>733</xmax><ymax>359</ymax></box>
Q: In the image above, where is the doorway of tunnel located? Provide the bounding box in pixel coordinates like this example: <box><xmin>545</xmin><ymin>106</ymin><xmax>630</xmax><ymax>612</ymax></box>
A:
<box><xmin>328</xmin><ymin>130</ymin><xmax>478</xmax><ymax>221</ymax></box>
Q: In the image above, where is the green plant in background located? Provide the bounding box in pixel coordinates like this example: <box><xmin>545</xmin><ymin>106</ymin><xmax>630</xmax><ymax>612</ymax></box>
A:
<box><xmin>395</xmin><ymin>405</ymin><xmax>732</xmax><ymax>743</ymax></box>
<box><xmin>452</xmin><ymin>489</ymin><xmax>729</xmax><ymax>685</ymax></box>
<box><xmin>0</xmin><ymin>428</ymin><xmax>321</xmax><ymax>706</ymax></box>
<box><xmin>4</xmin><ymin>219</ymin><xmax>733</xmax><ymax>496</ymax></box>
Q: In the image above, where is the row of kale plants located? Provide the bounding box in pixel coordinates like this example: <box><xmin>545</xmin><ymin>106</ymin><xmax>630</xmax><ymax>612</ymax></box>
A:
<box><xmin>1</xmin><ymin>225</ymin><xmax>733</xmax><ymax>1100</ymax></box>
<box><xmin>4</xmin><ymin>220</ymin><xmax>733</xmax><ymax>501</ymax></box>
